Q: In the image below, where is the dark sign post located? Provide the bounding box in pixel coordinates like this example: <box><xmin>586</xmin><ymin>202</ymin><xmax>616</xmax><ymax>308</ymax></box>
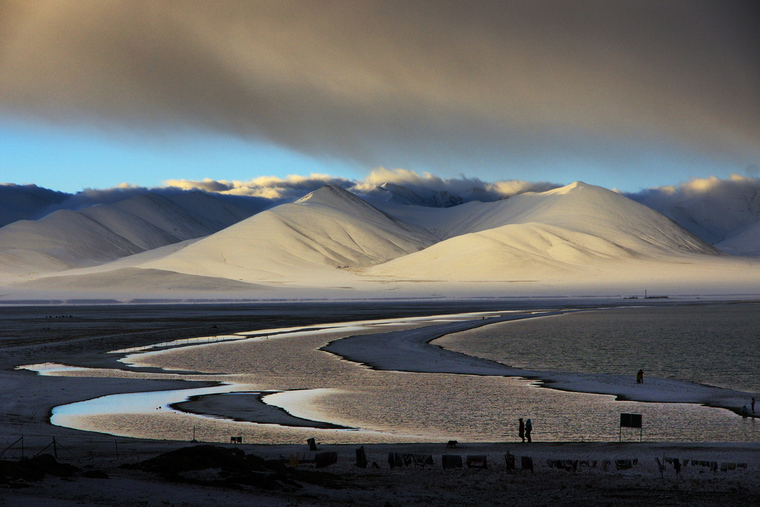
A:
<box><xmin>619</xmin><ymin>413</ymin><xmax>643</xmax><ymax>442</ymax></box>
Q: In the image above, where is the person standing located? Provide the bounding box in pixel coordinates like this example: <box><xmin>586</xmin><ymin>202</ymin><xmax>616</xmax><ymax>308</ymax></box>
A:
<box><xmin>525</xmin><ymin>418</ymin><xmax>533</xmax><ymax>443</ymax></box>
<box><xmin>518</xmin><ymin>418</ymin><xmax>525</xmax><ymax>443</ymax></box>
<box><xmin>636</xmin><ymin>369</ymin><xmax>644</xmax><ymax>384</ymax></box>
<box><xmin>752</xmin><ymin>397</ymin><xmax>756</xmax><ymax>414</ymax></box>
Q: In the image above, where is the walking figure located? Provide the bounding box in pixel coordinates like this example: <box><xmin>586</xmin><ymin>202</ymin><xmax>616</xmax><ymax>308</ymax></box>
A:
<box><xmin>636</xmin><ymin>369</ymin><xmax>644</xmax><ymax>384</ymax></box>
<box><xmin>525</xmin><ymin>418</ymin><xmax>533</xmax><ymax>443</ymax></box>
<box><xmin>518</xmin><ymin>418</ymin><xmax>525</xmax><ymax>443</ymax></box>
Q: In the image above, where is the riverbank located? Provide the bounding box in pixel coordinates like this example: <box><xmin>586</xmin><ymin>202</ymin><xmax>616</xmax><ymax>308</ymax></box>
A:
<box><xmin>2</xmin><ymin>300</ymin><xmax>759</xmax><ymax>505</ymax></box>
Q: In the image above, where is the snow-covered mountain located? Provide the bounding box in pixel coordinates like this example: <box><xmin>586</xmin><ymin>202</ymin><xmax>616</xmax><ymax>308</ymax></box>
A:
<box><xmin>134</xmin><ymin>185</ymin><xmax>438</xmax><ymax>285</ymax></box>
<box><xmin>0</xmin><ymin>191</ymin><xmax>262</xmax><ymax>274</ymax></box>
<box><xmin>366</xmin><ymin>182</ymin><xmax>718</xmax><ymax>282</ymax></box>
<box><xmin>627</xmin><ymin>177</ymin><xmax>760</xmax><ymax>256</ymax></box>
<box><xmin>369</xmin><ymin>182</ymin><xmax>465</xmax><ymax>207</ymax></box>
<box><xmin>2</xmin><ymin>181</ymin><xmax>759</xmax><ymax>300</ymax></box>
<box><xmin>0</xmin><ymin>184</ymin><xmax>69</xmax><ymax>227</ymax></box>
<box><xmin>716</xmin><ymin>221</ymin><xmax>760</xmax><ymax>257</ymax></box>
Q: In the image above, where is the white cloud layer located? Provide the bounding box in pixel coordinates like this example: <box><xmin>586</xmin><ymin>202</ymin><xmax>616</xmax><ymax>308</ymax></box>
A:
<box><xmin>164</xmin><ymin>168</ymin><xmax>558</xmax><ymax>202</ymax></box>
<box><xmin>628</xmin><ymin>174</ymin><xmax>760</xmax><ymax>207</ymax></box>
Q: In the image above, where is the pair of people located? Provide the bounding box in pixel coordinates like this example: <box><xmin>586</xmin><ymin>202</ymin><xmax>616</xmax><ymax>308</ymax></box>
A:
<box><xmin>742</xmin><ymin>398</ymin><xmax>755</xmax><ymax>417</ymax></box>
<box><xmin>518</xmin><ymin>417</ymin><xmax>532</xmax><ymax>443</ymax></box>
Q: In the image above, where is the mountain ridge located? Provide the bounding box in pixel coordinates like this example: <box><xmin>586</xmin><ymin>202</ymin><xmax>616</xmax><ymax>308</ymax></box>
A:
<box><xmin>133</xmin><ymin>185</ymin><xmax>438</xmax><ymax>285</ymax></box>
<box><xmin>3</xmin><ymin>177</ymin><xmax>759</xmax><ymax>256</ymax></box>
<box><xmin>2</xmin><ymin>180</ymin><xmax>759</xmax><ymax>300</ymax></box>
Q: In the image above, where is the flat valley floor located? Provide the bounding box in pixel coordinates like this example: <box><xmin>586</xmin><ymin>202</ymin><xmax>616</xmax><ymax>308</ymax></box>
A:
<box><xmin>1</xmin><ymin>301</ymin><xmax>758</xmax><ymax>506</ymax></box>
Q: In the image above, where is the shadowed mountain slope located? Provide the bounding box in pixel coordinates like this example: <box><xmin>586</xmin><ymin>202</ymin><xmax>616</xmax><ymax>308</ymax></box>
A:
<box><xmin>0</xmin><ymin>191</ymin><xmax>260</xmax><ymax>274</ymax></box>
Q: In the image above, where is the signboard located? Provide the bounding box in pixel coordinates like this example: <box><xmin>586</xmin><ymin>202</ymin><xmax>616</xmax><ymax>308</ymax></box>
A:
<box><xmin>620</xmin><ymin>413</ymin><xmax>642</xmax><ymax>428</ymax></box>
<box><xmin>619</xmin><ymin>413</ymin><xmax>643</xmax><ymax>442</ymax></box>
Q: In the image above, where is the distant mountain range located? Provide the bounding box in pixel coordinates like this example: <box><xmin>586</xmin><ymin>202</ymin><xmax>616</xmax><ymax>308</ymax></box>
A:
<box><xmin>627</xmin><ymin>181</ymin><xmax>760</xmax><ymax>257</ymax></box>
<box><xmin>0</xmin><ymin>191</ymin><xmax>266</xmax><ymax>273</ymax></box>
<box><xmin>1</xmin><ymin>181</ymin><xmax>759</xmax><ymax>300</ymax></box>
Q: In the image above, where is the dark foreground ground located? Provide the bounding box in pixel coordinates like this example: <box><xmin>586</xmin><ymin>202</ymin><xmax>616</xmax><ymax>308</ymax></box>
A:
<box><xmin>1</xmin><ymin>438</ymin><xmax>758</xmax><ymax>507</ymax></box>
<box><xmin>1</xmin><ymin>300</ymin><xmax>758</xmax><ymax>506</ymax></box>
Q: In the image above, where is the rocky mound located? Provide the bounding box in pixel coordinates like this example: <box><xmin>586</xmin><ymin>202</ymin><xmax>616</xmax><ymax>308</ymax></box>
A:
<box><xmin>0</xmin><ymin>454</ymin><xmax>79</xmax><ymax>483</ymax></box>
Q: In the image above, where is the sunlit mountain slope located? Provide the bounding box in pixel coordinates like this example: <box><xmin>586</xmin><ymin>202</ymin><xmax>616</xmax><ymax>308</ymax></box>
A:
<box><xmin>137</xmin><ymin>185</ymin><xmax>438</xmax><ymax>285</ymax></box>
<box><xmin>366</xmin><ymin>182</ymin><xmax>719</xmax><ymax>281</ymax></box>
<box><xmin>5</xmin><ymin>182</ymin><xmax>760</xmax><ymax>299</ymax></box>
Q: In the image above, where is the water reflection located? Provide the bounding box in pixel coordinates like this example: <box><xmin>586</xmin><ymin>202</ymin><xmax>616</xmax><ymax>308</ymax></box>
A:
<box><xmin>437</xmin><ymin>305</ymin><xmax>760</xmax><ymax>392</ymax></box>
<box><xmin>29</xmin><ymin>308</ymin><xmax>760</xmax><ymax>444</ymax></box>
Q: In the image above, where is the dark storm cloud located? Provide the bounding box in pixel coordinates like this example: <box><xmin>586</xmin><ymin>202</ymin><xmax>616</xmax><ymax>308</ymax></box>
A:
<box><xmin>0</xmin><ymin>0</ymin><xmax>758</xmax><ymax>171</ymax></box>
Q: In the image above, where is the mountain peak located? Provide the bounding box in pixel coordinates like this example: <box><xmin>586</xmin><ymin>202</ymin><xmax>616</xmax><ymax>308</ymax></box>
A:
<box><xmin>550</xmin><ymin>181</ymin><xmax>594</xmax><ymax>194</ymax></box>
<box><xmin>294</xmin><ymin>185</ymin><xmax>384</xmax><ymax>215</ymax></box>
<box><xmin>374</xmin><ymin>182</ymin><xmax>464</xmax><ymax>207</ymax></box>
<box><xmin>296</xmin><ymin>185</ymin><xmax>356</xmax><ymax>204</ymax></box>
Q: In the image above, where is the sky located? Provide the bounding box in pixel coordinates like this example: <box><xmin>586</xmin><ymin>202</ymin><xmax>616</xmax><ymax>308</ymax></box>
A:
<box><xmin>0</xmin><ymin>0</ymin><xmax>758</xmax><ymax>194</ymax></box>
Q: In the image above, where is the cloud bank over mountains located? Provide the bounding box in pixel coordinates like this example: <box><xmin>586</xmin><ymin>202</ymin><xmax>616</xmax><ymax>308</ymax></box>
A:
<box><xmin>166</xmin><ymin>168</ymin><xmax>559</xmax><ymax>203</ymax></box>
<box><xmin>626</xmin><ymin>175</ymin><xmax>760</xmax><ymax>256</ymax></box>
<box><xmin>3</xmin><ymin>170</ymin><xmax>760</xmax><ymax>258</ymax></box>
<box><xmin>2</xmin><ymin>172</ymin><xmax>760</xmax><ymax>302</ymax></box>
<box><xmin>1</xmin><ymin>169</ymin><xmax>558</xmax><ymax>226</ymax></box>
